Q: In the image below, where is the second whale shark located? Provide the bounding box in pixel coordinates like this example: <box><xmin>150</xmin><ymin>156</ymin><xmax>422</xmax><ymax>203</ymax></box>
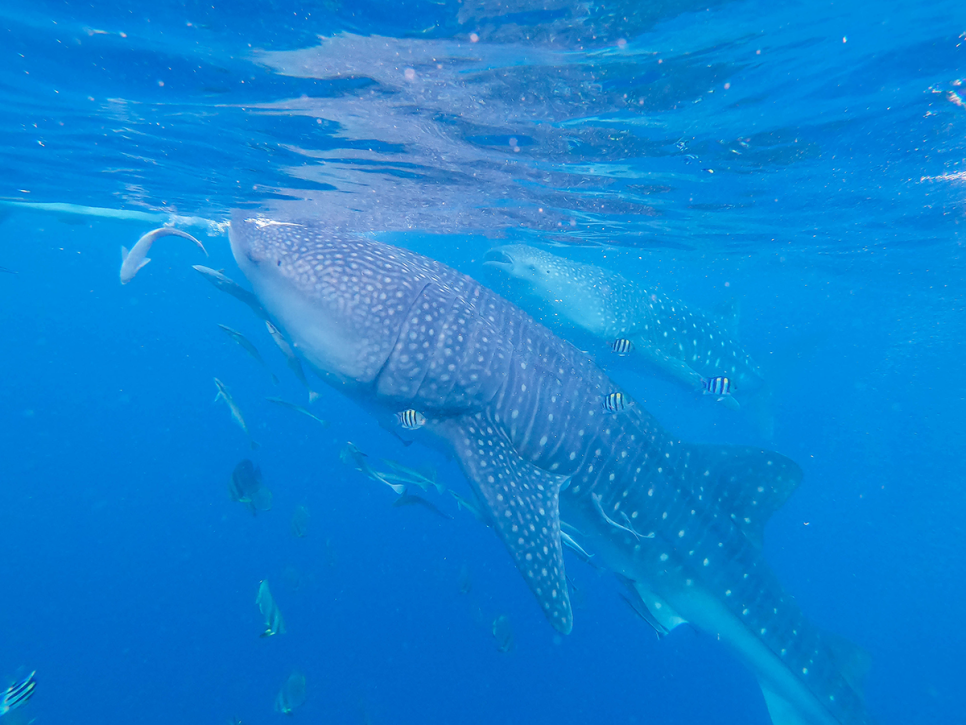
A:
<box><xmin>484</xmin><ymin>244</ymin><xmax>767</xmax><ymax>413</ymax></box>
<box><xmin>229</xmin><ymin>214</ymin><xmax>868</xmax><ymax>725</ymax></box>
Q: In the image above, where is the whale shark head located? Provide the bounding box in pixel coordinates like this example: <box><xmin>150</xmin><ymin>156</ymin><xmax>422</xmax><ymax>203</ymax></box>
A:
<box><xmin>485</xmin><ymin>244</ymin><xmax>626</xmax><ymax>338</ymax></box>
<box><xmin>229</xmin><ymin>214</ymin><xmax>426</xmax><ymax>383</ymax></box>
<box><xmin>483</xmin><ymin>244</ymin><xmax>560</xmax><ymax>286</ymax></box>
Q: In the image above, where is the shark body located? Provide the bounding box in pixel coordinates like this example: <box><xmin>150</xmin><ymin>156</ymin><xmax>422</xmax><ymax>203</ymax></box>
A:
<box><xmin>484</xmin><ymin>245</ymin><xmax>766</xmax><ymax>411</ymax></box>
<box><xmin>230</xmin><ymin>215</ymin><xmax>867</xmax><ymax>725</ymax></box>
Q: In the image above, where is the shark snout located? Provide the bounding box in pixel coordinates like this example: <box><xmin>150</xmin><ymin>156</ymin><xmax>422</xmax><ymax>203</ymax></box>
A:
<box><xmin>228</xmin><ymin>219</ymin><xmax>258</xmax><ymax>268</ymax></box>
<box><xmin>229</xmin><ymin>218</ymin><xmax>282</xmax><ymax>270</ymax></box>
<box><xmin>483</xmin><ymin>247</ymin><xmax>516</xmax><ymax>271</ymax></box>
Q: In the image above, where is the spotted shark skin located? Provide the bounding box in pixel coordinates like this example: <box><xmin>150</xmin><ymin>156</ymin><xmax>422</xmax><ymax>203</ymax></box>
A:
<box><xmin>483</xmin><ymin>244</ymin><xmax>766</xmax><ymax>409</ymax></box>
<box><xmin>229</xmin><ymin>215</ymin><xmax>868</xmax><ymax>725</ymax></box>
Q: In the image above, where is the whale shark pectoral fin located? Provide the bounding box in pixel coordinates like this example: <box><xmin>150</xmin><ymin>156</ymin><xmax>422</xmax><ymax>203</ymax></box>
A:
<box><xmin>716</xmin><ymin>394</ymin><xmax>741</xmax><ymax>411</ymax></box>
<box><xmin>137</xmin><ymin>257</ymin><xmax>151</xmax><ymax>272</ymax></box>
<box><xmin>120</xmin><ymin>245</ymin><xmax>129</xmax><ymax>261</ymax></box>
<box><xmin>633</xmin><ymin>341</ymin><xmax>705</xmax><ymax>390</ymax></box>
<box><xmin>441</xmin><ymin>415</ymin><xmax>573</xmax><ymax>634</ymax></box>
<box><xmin>687</xmin><ymin>445</ymin><xmax>802</xmax><ymax>548</ymax></box>
<box><xmin>822</xmin><ymin>629</ymin><xmax>871</xmax><ymax>695</ymax></box>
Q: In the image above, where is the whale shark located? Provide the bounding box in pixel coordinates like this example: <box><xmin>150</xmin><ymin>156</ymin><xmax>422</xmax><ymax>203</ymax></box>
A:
<box><xmin>229</xmin><ymin>214</ymin><xmax>868</xmax><ymax>725</ymax></box>
<box><xmin>484</xmin><ymin>244</ymin><xmax>767</xmax><ymax>413</ymax></box>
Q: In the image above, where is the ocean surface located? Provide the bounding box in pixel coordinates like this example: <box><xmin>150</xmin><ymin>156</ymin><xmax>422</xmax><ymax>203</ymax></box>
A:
<box><xmin>0</xmin><ymin>1</ymin><xmax>964</xmax><ymax>723</ymax></box>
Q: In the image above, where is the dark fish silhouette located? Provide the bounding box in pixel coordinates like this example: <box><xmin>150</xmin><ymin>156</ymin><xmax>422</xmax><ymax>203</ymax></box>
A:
<box><xmin>392</xmin><ymin>492</ymin><xmax>453</xmax><ymax>520</ymax></box>
<box><xmin>229</xmin><ymin>459</ymin><xmax>272</xmax><ymax>515</ymax></box>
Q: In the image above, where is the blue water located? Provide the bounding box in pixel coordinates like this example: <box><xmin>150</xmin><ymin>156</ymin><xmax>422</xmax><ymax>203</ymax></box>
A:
<box><xmin>1</xmin><ymin>1</ymin><xmax>964</xmax><ymax>723</ymax></box>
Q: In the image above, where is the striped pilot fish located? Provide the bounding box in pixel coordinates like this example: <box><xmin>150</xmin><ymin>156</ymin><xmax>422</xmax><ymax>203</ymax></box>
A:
<box><xmin>0</xmin><ymin>671</ymin><xmax>36</xmax><ymax>716</ymax></box>
<box><xmin>611</xmin><ymin>338</ymin><xmax>634</xmax><ymax>356</ymax></box>
<box><xmin>702</xmin><ymin>376</ymin><xmax>739</xmax><ymax>411</ymax></box>
<box><xmin>602</xmin><ymin>392</ymin><xmax>628</xmax><ymax>413</ymax></box>
<box><xmin>703</xmin><ymin>375</ymin><xmax>734</xmax><ymax>396</ymax></box>
<box><xmin>396</xmin><ymin>409</ymin><xmax>427</xmax><ymax>430</ymax></box>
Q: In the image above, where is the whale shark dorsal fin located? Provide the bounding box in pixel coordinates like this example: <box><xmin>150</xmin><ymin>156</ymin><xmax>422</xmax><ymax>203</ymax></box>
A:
<box><xmin>687</xmin><ymin>445</ymin><xmax>803</xmax><ymax>548</ymax></box>
<box><xmin>441</xmin><ymin>414</ymin><xmax>573</xmax><ymax>634</ymax></box>
<box><xmin>822</xmin><ymin>630</ymin><xmax>871</xmax><ymax>695</ymax></box>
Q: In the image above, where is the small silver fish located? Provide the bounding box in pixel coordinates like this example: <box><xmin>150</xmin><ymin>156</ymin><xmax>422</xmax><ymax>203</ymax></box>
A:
<box><xmin>193</xmin><ymin>265</ymin><xmax>268</xmax><ymax>319</ymax></box>
<box><xmin>602</xmin><ymin>391</ymin><xmax>628</xmax><ymax>413</ymax></box>
<box><xmin>0</xmin><ymin>671</ymin><xmax>36</xmax><ymax>716</ymax></box>
<box><xmin>256</xmin><ymin>580</ymin><xmax>285</xmax><ymax>637</ymax></box>
<box><xmin>616</xmin><ymin>573</ymin><xmax>669</xmax><ymax>639</ymax></box>
<box><xmin>120</xmin><ymin>227</ymin><xmax>208</xmax><ymax>284</ymax></box>
<box><xmin>381</xmin><ymin>460</ymin><xmax>443</xmax><ymax>494</ymax></box>
<box><xmin>340</xmin><ymin>442</ymin><xmax>406</xmax><ymax>495</ymax></box>
<box><xmin>218</xmin><ymin>324</ymin><xmax>279</xmax><ymax>384</ymax></box>
<box><xmin>265</xmin><ymin>321</ymin><xmax>319</xmax><ymax>403</ymax></box>
<box><xmin>396</xmin><ymin>409</ymin><xmax>426</xmax><ymax>430</ymax></box>
<box><xmin>214</xmin><ymin>378</ymin><xmax>258</xmax><ymax>449</ymax></box>
<box><xmin>559</xmin><ymin>530</ymin><xmax>595</xmax><ymax>563</ymax></box>
<box><xmin>450</xmin><ymin>490</ymin><xmax>487</xmax><ymax>523</ymax></box>
<box><xmin>266</xmin><ymin>397</ymin><xmax>328</xmax><ymax>428</ymax></box>
<box><xmin>611</xmin><ymin>338</ymin><xmax>634</xmax><ymax>356</ymax></box>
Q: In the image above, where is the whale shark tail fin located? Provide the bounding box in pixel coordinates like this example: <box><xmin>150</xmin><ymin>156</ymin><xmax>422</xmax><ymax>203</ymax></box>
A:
<box><xmin>759</xmin><ymin>629</ymin><xmax>870</xmax><ymax>725</ymax></box>
<box><xmin>440</xmin><ymin>413</ymin><xmax>573</xmax><ymax>634</ymax></box>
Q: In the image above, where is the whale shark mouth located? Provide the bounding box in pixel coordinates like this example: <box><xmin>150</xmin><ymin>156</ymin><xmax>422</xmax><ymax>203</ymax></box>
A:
<box><xmin>482</xmin><ymin>248</ymin><xmax>514</xmax><ymax>269</ymax></box>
